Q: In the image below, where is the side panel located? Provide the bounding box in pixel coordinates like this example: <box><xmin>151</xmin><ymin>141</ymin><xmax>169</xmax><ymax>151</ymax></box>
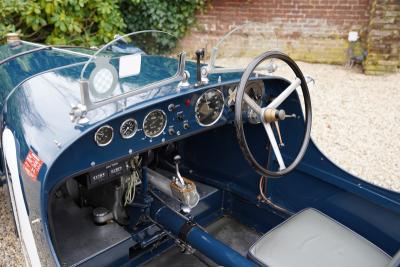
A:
<box><xmin>2</xmin><ymin>128</ymin><xmax>41</xmax><ymax>266</ymax></box>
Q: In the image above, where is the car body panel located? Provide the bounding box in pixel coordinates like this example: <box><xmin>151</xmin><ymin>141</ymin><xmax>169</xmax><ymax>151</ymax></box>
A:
<box><xmin>0</xmin><ymin>38</ymin><xmax>399</xmax><ymax>266</ymax></box>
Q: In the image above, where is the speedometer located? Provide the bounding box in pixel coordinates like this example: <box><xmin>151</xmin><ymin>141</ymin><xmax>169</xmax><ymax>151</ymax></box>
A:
<box><xmin>143</xmin><ymin>109</ymin><xmax>167</xmax><ymax>138</ymax></box>
<box><xmin>195</xmin><ymin>89</ymin><xmax>224</xmax><ymax>126</ymax></box>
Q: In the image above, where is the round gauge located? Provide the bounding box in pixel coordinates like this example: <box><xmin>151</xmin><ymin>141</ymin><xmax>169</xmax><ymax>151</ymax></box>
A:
<box><xmin>195</xmin><ymin>89</ymin><xmax>225</xmax><ymax>126</ymax></box>
<box><xmin>120</xmin><ymin>118</ymin><xmax>138</xmax><ymax>139</ymax></box>
<box><xmin>94</xmin><ymin>125</ymin><xmax>113</xmax><ymax>146</ymax></box>
<box><xmin>143</xmin><ymin>109</ymin><xmax>167</xmax><ymax>138</ymax></box>
<box><xmin>244</xmin><ymin>81</ymin><xmax>265</xmax><ymax>124</ymax></box>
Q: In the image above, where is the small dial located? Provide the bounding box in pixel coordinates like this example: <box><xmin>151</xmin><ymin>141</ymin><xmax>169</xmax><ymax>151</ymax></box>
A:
<box><xmin>143</xmin><ymin>109</ymin><xmax>167</xmax><ymax>138</ymax></box>
<box><xmin>94</xmin><ymin>125</ymin><xmax>113</xmax><ymax>146</ymax></box>
<box><xmin>244</xmin><ymin>81</ymin><xmax>265</xmax><ymax>124</ymax></box>
<box><xmin>195</xmin><ymin>89</ymin><xmax>225</xmax><ymax>126</ymax></box>
<box><xmin>120</xmin><ymin>118</ymin><xmax>138</xmax><ymax>139</ymax></box>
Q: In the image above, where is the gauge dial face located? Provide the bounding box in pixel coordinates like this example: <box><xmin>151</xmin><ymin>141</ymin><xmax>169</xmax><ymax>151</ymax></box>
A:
<box><xmin>94</xmin><ymin>125</ymin><xmax>113</xmax><ymax>146</ymax></box>
<box><xmin>195</xmin><ymin>89</ymin><xmax>225</xmax><ymax>126</ymax></box>
<box><xmin>120</xmin><ymin>118</ymin><xmax>138</xmax><ymax>139</ymax></box>
<box><xmin>244</xmin><ymin>81</ymin><xmax>264</xmax><ymax>124</ymax></box>
<box><xmin>143</xmin><ymin>109</ymin><xmax>167</xmax><ymax>138</ymax></box>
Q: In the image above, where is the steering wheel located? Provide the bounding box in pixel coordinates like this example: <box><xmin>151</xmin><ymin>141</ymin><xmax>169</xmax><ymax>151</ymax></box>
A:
<box><xmin>234</xmin><ymin>51</ymin><xmax>312</xmax><ymax>177</ymax></box>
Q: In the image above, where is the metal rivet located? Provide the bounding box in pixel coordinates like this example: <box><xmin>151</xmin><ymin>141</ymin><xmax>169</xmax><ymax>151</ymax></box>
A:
<box><xmin>91</xmin><ymin>161</ymin><xmax>95</xmax><ymax>166</ymax></box>
<box><xmin>129</xmin><ymin>149</ymin><xmax>133</xmax><ymax>154</ymax></box>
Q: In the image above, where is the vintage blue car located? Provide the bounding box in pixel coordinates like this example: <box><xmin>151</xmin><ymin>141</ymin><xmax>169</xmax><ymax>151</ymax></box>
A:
<box><xmin>0</xmin><ymin>25</ymin><xmax>399</xmax><ymax>267</ymax></box>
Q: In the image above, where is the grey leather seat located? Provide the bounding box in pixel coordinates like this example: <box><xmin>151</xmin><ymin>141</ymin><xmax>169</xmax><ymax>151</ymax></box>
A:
<box><xmin>248</xmin><ymin>208</ymin><xmax>392</xmax><ymax>267</ymax></box>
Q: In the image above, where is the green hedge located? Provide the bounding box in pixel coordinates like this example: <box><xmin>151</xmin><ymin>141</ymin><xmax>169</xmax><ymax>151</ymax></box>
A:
<box><xmin>0</xmin><ymin>0</ymin><xmax>206</xmax><ymax>47</ymax></box>
<box><xmin>121</xmin><ymin>0</ymin><xmax>205</xmax><ymax>49</ymax></box>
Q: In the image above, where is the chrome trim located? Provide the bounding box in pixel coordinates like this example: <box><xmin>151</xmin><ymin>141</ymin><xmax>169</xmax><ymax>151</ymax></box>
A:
<box><xmin>120</xmin><ymin>118</ymin><xmax>138</xmax><ymax>139</ymax></box>
<box><xmin>143</xmin><ymin>109</ymin><xmax>167</xmax><ymax>138</ymax></box>
<box><xmin>94</xmin><ymin>125</ymin><xmax>114</xmax><ymax>146</ymax></box>
<box><xmin>0</xmin><ymin>46</ymin><xmax>51</xmax><ymax>66</ymax></box>
<box><xmin>21</xmin><ymin>40</ymin><xmax>92</xmax><ymax>58</ymax></box>
<box><xmin>195</xmin><ymin>88</ymin><xmax>225</xmax><ymax>127</ymax></box>
<box><xmin>76</xmin><ymin>52</ymin><xmax>187</xmax><ymax>121</ymax></box>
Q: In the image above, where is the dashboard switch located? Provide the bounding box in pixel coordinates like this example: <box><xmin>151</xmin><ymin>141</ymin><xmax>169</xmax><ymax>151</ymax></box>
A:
<box><xmin>168</xmin><ymin>103</ymin><xmax>176</xmax><ymax>112</ymax></box>
<box><xmin>176</xmin><ymin>111</ymin><xmax>184</xmax><ymax>121</ymax></box>
<box><xmin>168</xmin><ymin>127</ymin><xmax>176</xmax><ymax>136</ymax></box>
<box><xmin>183</xmin><ymin>122</ymin><xmax>190</xmax><ymax>130</ymax></box>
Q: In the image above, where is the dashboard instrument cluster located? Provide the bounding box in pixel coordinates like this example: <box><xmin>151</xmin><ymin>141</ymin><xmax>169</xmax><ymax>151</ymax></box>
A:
<box><xmin>92</xmin><ymin>80</ymin><xmax>265</xmax><ymax>150</ymax></box>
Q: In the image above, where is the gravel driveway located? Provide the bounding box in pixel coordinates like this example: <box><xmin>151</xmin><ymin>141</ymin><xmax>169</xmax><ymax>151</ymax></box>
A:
<box><xmin>0</xmin><ymin>186</ymin><xmax>25</xmax><ymax>267</ymax></box>
<box><xmin>0</xmin><ymin>62</ymin><xmax>399</xmax><ymax>266</ymax></box>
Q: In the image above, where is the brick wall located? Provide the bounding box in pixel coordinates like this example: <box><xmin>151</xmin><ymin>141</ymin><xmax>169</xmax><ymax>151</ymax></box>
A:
<box><xmin>364</xmin><ymin>0</ymin><xmax>400</xmax><ymax>74</ymax></box>
<box><xmin>180</xmin><ymin>0</ymin><xmax>399</xmax><ymax>73</ymax></box>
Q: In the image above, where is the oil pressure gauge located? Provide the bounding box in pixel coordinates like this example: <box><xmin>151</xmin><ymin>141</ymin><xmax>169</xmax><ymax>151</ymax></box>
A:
<box><xmin>94</xmin><ymin>125</ymin><xmax>113</xmax><ymax>146</ymax></box>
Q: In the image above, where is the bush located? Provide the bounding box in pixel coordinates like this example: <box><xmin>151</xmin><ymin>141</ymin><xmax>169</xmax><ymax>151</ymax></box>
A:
<box><xmin>121</xmin><ymin>0</ymin><xmax>206</xmax><ymax>49</ymax></box>
<box><xmin>0</xmin><ymin>0</ymin><xmax>126</xmax><ymax>46</ymax></box>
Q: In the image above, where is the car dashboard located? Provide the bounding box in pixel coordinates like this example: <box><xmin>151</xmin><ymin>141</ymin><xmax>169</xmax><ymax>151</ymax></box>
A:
<box><xmin>87</xmin><ymin>79</ymin><xmax>265</xmax><ymax>159</ymax></box>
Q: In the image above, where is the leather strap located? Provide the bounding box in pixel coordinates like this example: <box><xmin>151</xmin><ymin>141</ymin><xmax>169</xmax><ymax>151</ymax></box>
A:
<box><xmin>178</xmin><ymin>220</ymin><xmax>197</xmax><ymax>242</ymax></box>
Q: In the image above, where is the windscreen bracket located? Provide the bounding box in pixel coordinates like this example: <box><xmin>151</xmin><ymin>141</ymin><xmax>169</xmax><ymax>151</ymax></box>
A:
<box><xmin>70</xmin><ymin>52</ymin><xmax>187</xmax><ymax>124</ymax></box>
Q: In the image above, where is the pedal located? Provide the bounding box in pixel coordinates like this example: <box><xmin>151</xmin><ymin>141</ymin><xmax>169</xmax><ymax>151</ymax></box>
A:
<box><xmin>93</xmin><ymin>207</ymin><xmax>113</xmax><ymax>224</ymax></box>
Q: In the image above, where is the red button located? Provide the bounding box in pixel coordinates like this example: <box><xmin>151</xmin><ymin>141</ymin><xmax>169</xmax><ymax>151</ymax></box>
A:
<box><xmin>185</xmin><ymin>99</ymin><xmax>191</xmax><ymax>107</ymax></box>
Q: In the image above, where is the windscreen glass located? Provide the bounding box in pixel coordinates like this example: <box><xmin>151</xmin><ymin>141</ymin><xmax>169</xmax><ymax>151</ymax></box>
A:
<box><xmin>80</xmin><ymin>31</ymin><xmax>181</xmax><ymax>103</ymax></box>
<box><xmin>211</xmin><ymin>22</ymin><xmax>280</xmax><ymax>71</ymax></box>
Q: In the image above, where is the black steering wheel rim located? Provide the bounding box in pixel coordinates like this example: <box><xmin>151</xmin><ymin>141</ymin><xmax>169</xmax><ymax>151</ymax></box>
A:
<box><xmin>234</xmin><ymin>51</ymin><xmax>312</xmax><ymax>177</ymax></box>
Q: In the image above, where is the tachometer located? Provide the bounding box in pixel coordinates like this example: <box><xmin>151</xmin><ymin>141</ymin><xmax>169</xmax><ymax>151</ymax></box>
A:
<box><xmin>143</xmin><ymin>109</ymin><xmax>167</xmax><ymax>138</ymax></box>
<box><xmin>195</xmin><ymin>89</ymin><xmax>224</xmax><ymax>126</ymax></box>
<box><xmin>94</xmin><ymin>125</ymin><xmax>113</xmax><ymax>146</ymax></box>
<box><xmin>120</xmin><ymin>118</ymin><xmax>138</xmax><ymax>139</ymax></box>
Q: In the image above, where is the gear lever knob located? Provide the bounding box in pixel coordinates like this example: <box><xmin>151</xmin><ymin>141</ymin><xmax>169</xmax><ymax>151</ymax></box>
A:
<box><xmin>174</xmin><ymin>155</ymin><xmax>181</xmax><ymax>164</ymax></box>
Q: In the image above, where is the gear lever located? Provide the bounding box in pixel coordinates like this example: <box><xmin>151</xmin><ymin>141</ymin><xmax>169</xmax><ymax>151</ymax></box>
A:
<box><xmin>174</xmin><ymin>155</ymin><xmax>186</xmax><ymax>187</ymax></box>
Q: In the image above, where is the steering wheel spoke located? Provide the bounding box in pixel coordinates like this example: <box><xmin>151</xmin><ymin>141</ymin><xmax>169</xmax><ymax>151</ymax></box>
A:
<box><xmin>263</xmin><ymin>122</ymin><xmax>286</xmax><ymax>170</ymax></box>
<box><xmin>243</xmin><ymin>92</ymin><xmax>262</xmax><ymax>115</ymax></box>
<box><xmin>235</xmin><ymin>51</ymin><xmax>312</xmax><ymax>177</ymax></box>
<box><xmin>267</xmin><ymin>77</ymin><xmax>301</xmax><ymax>109</ymax></box>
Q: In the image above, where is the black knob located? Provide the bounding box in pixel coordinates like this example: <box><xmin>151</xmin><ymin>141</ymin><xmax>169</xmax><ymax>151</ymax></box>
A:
<box><xmin>177</xmin><ymin>112</ymin><xmax>184</xmax><ymax>121</ymax></box>
<box><xmin>195</xmin><ymin>48</ymin><xmax>205</xmax><ymax>83</ymax></box>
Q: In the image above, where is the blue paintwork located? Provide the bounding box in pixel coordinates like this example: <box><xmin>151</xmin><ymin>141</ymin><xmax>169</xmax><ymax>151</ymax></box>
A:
<box><xmin>178</xmin><ymin>81</ymin><xmax>400</xmax><ymax>256</ymax></box>
<box><xmin>0</xmin><ymin>43</ymin><xmax>88</xmax><ymax>111</ymax></box>
<box><xmin>153</xmin><ymin>205</ymin><xmax>258</xmax><ymax>267</ymax></box>
<box><xmin>0</xmin><ymin>40</ymin><xmax>399</xmax><ymax>266</ymax></box>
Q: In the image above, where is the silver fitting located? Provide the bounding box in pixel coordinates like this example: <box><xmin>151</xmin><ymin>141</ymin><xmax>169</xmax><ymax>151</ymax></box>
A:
<box><xmin>69</xmin><ymin>104</ymin><xmax>89</xmax><ymax>124</ymax></box>
<box><xmin>178</xmin><ymin>70</ymin><xmax>191</xmax><ymax>88</ymax></box>
<box><xmin>200</xmin><ymin>66</ymin><xmax>209</xmax><ymax>84</ymax></box>
<box><xmin>6</xmin><ymin>33</ymin><xmax>21</xmax><ymax>48</ymax></box>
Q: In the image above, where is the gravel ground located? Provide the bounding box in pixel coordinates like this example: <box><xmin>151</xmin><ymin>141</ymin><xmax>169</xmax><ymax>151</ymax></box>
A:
<box><xmin>297</xmin><ymin>62</ymin><xmax>400</xmax><ymax>192</ymax></box>
<box><xmin>0</xmin><ymin>186</ymin><xmax>25</xmax><ymax>267</ymax></box>
<box><xmin>0</xmin><ymin>62</ymin><xmax>399</xmax><ymax>266</ymax></box>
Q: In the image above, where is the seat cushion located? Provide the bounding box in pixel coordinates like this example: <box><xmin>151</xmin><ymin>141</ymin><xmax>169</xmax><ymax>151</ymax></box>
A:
<box><xmin>248</xmin><ymin>208</ymin><xmax>391</xmax><ymax>267</ymax></box>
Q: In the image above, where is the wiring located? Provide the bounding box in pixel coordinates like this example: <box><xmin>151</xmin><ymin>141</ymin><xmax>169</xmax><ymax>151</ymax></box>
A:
<box><xmin>124</xmin><ymin>156</ymin><xmax>142</xmax><ymax>206</ymax></box>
